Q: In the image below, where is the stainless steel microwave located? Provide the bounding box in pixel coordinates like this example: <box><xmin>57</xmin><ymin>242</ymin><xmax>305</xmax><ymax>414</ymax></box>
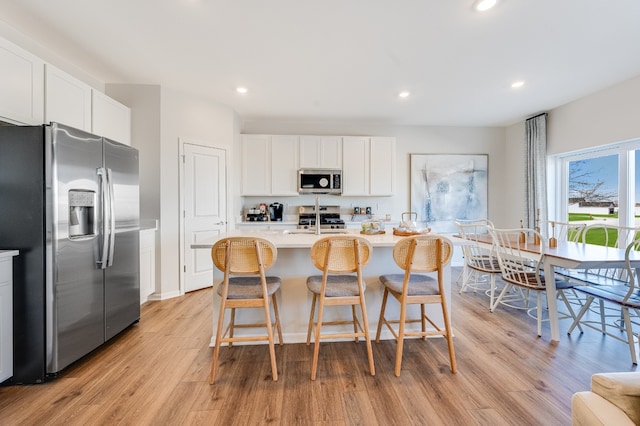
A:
<box><xmin>298</xmin><ymin>169</ymin><xmax>342</xmax><ymax>194</ymax></box>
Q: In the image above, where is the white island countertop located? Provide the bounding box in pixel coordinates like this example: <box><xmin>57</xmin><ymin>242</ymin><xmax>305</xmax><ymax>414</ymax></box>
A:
<box><xmin>190</xmin><ymin>229</ymin><xmax>460</xmax><ymax>250</ymax></box>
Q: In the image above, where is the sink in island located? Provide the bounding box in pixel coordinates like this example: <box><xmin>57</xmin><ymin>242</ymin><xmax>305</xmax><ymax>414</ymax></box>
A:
<box><xmin>191</xmin><ymin>229</ymin><xmax>465</xmax><ymax>346</ymax></box>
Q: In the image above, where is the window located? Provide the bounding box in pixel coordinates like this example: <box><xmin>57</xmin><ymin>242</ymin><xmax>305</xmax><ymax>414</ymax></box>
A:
<box><xmin>550</xmin><ymin>140</ymin><xmax>640</xmax><ymax>247</ymax></box>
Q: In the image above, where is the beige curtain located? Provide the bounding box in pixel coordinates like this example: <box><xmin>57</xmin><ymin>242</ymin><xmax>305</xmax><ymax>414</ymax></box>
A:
<box><xmin>525</xmin><ymin>113</ymin><xmax>547</xmax><ymax>229</ymax></box>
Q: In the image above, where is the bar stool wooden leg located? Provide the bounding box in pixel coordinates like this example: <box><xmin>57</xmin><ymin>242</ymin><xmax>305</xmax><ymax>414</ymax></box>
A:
<box><xmin>440</xmin><ymin>292</ymin><xmax>457</xmax><ymax>373</ymax></box>
<box><xmin>395</xmin><ymin>297</ymin><xmax>407</xmax><ymax>377</ymax></box>
<box><xmin>375</xmin><ymin>289</ymin><xmax>389</xmax><ymax>343</ymax></box>
<box><xmin>359</xmin><ymin>291</ymin><xmax>375</xmax><ymax>376</ymax></box>
<box><xmin>272</xmin><ymin>294</ymin><xmax>283</xmax><ymax>345</ymax></box>
<box><xmin>263</xmin><ymin>296</ymin><xmax>278</xmax><ymax>381</ymax></box>
<box><xmin>306</xmin><ymin>294</ymin><xmax>317</xmax><ymax>345</ymax></box>
<box><xmin>311</xmin><ymin>298</ymin><xmax>326</xmax><ymax>381</ymax></box>
<box><xmin>228</xmin><ymin>308</ymin><xmax>236</xmax><ymax>348</ymax></box>
<box><xmin>352</xmin><ymin>305</ymin><xmax>359</xmax><ymax>342</ymax></box>
<box><xmin>209</xmin><ymin>296</ymin><xmax>228</xmax><ymax>384</ymax></box>
<box><xmin>420</xmin><ymin>304</ymin><xmax>427</xmax><ymax>341</ymax></box>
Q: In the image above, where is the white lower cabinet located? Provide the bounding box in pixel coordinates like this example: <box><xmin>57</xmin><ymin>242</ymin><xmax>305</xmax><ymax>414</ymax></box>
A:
<box><xmin>139</xmin><ymin>229</ymin><xmax>156</xmax><ymax>304</ymax></box>
<box><xmin>0</xmin><ymin>251</ymin><xmax>18</xmax><ymax>383</ymax></box>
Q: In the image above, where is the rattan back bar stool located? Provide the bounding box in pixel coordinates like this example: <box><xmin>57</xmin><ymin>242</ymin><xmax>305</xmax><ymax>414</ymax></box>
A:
<box><xmin>209</xmin><ymin>237</ymin><xmax>283</xmax><ymax>384</ymax></box>
<box><xmin>376</xmin><ymin>234</ymin><xmax>456</xmax><ymax>376</ymax></box>
<box><xmin>306</xmin><ymin>235</ymin><xmax>375</xmax><ymax>380</ymax></box>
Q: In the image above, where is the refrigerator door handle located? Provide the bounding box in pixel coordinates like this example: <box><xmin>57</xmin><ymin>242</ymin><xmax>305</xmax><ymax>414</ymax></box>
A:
<box><xmin>97</xmin><ymin>167</ymin><xmax>110</xmax><ymax>269</ymax></box>
<box><xmin>107</xmin><ymin>168</ymin><xmax>116</xmax><ymax>267</ymax></box>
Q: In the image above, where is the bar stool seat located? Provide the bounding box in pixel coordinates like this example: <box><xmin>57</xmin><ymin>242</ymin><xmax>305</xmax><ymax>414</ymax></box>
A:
<box><xmin>306</xmin><ymin>275</ymin><xmax>364</xmax><ymax>297</ymax></box>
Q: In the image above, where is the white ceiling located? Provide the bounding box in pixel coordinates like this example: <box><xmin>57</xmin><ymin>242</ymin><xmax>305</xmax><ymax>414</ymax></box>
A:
<box><xmin>1</xmin><ymin>0</ymin><xmax>640</xmax><ymax>127</ymax></box>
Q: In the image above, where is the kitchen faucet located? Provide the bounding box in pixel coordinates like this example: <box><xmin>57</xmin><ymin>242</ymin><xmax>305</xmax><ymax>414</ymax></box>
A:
<box><xmin>315</xmin><ymin>194</ymin><xmax>321</xmax><ymax>235</ymax></box>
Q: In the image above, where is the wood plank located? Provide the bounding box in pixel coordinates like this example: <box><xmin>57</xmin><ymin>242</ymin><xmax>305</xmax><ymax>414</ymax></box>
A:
<box><xmin>0</xmin><ymin>268</ymin><xmax>637</xmax><ymax>425</ymax></box>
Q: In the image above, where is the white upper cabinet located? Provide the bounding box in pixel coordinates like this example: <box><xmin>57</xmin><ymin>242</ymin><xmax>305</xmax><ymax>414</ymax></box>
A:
<box><xmin>342</xmin><ymin>136</ymin><xmax>369</xmax><ymax>196</ymax></box>
<box><xmin>242</xmin><ymin>135</ymin><xmax>270</xmax><ymax>196</ymax></box>
<box><xmin>369</xmin><ymin>137</ymin><xmax>396</xmax><ymax>196</ymax></box>
<box><xmin>242</xmin><ymin>135</ymin><xmax>299</xmax><ymax>196</ymax></box>
<box><xmin>271</xmin><ymin>135</ymin><xmax>299</xmax><ymax>196</ymax></box>
<box><xmin>299</xmin><ymin>135</ymin><xmax>342</xmax><ymax>169</ymax></box>
<box><xmin>0</xmin><ymin>38</ymin><xmax>44</xmax><ymax>125</ymax></box>
<box><xmin>92</xmin><ymin>90</ymin><xmax>131</xmax><ymax>145</ymax></box>
<box><xmin>342</xmin><ymin>136</ymin><xmax>396</xmax><ymax>196</ymax></box>
<box><xmin>45</xmin><ymin>64</ymin><xmax>92</xmax><ymax>131</ymax></box>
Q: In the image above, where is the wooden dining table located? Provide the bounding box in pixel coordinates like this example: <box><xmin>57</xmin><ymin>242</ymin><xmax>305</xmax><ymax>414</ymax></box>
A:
<box><xmin>451</xmin><ymin>233</ymin><xmax>640</xmax><ymax>342</ymax></box>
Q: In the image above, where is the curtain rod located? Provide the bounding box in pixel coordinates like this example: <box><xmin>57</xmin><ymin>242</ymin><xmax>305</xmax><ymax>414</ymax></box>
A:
<box><xmin>526</xmin><ymin>112</ymin><xmax>547</xmax><ymax>121</ymax></box>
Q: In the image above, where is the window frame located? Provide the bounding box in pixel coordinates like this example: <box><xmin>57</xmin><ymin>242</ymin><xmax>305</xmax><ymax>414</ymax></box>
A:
<box><xmin>549</xmin><ymin>139</ymin><xmax>640</xmax><ymax>233</ymax></box>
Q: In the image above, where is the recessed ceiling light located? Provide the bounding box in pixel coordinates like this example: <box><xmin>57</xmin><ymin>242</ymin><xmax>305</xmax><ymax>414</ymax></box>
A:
<box><xmin>511</xmin><ymin>81</ymin><xmax>525</xmax><ymax>88</ymax></box>
<box><xmin>236</xmin><ymin>87</ymin><xmax>248</xmax><ymax>94</ymax></box>
<box><xmin>398</xmin><ymin>91</ymin><xmax>410</xmax><ymax>98</ymax></box>
<box><xmin>474</xmin><ymin>0</ymin><xmax>497</xmax><ymax>12</ymax></box>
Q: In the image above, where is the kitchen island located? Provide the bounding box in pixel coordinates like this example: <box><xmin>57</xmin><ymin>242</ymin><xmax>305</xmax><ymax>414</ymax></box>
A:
<box><xmin>192</xmin><ymin>229</ymin><xmax>466</xmax><ymax>346</ymax></box>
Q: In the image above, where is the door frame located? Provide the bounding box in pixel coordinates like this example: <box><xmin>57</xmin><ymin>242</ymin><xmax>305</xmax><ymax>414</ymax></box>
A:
<box><xmin>178</xmin><ymin>138</ymin><xmax>230</xmax><ymax>295</ymax></box>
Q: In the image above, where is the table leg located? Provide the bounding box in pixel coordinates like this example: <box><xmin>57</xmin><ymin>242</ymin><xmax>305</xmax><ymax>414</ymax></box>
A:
<box><xmin>543</xmin><ymin>260</ymin><xmax>560</xmax><ymax>342</ymax></box>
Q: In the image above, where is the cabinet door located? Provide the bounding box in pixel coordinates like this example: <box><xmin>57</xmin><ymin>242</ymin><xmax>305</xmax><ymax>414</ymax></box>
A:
<box><xmin>45</xmin><ymin>65</ymin><xmax>92</xmax><ymax>131</ymax></box>
<box><xmin>0</xmin><ymin>258</ymin><xmax>12</xmax><ymax>382</ymax></box>
<box><xmin>342</xmin><ymin>136</ymin><xmax>369</xmax><ymax>196</ymax></box>
<box><xmin>241</xmin><ymin>135</ymin><xmax>270</xmax><ymax>195</ymax></box>
<box><xmin>299</xmin><ymin>135</ymin><xmax>321</xmax><ymax>168</ymax></box>
<box><xmin>271</xmin><ymin>135</ymin><xmax>299</xmax><ymax>195</ymax></box>
<box><xmin>92</xmin><ymin>90</ymin><xmax>131</xmax><ymax>144</ymax></box>
<box><xmin>299</xmin><ymin>136</ymin><xmax>342</xmax><ymax>169</ymax></box>
<box><xmin>0</xmin><ymin>38</ymin><xmax>44</xmax><ymax>125</ymax></box>
<box><xmin>319</xmin><ymin>136</ymin><xmax>342</xmax><ymax>169</ymax></box>
<box><xmin>370</xmin><ymin>137</ymin><xmax>396</xmax><ymax>196</ymax></box>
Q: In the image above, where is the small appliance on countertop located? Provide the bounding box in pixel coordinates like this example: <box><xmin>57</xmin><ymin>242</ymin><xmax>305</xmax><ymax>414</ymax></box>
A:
<box><xmin>246</xmin><ymin>207</ymin><xmax>268</xmax><ymax>221</ymax></box>
<box><xmin>297</xmin><ymin>205</ymin><xmax>346</xmax><ymax>230</ymax></box>
<box><xmin>269</xmin><ymin>202</ymin><xmax>284</xmax><ymax>221</ymax></box>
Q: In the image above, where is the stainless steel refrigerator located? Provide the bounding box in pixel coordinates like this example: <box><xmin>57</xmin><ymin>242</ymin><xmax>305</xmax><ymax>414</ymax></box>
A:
<box><xmin>0</xmin><ymin>122</ymin><xmax>140</xmax><ymax>384</ymax></box>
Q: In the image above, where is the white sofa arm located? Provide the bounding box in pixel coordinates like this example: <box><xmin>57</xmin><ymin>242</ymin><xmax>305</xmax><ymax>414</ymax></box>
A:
<box><xmin>572</xmin><ymin>391</ymin><xmax>635</xmax><ymax>426</ymax></box>
<box><xmin>591</xmin><ymin>372</ymin><xmax>640</xmax><ymax>425</ymax></box>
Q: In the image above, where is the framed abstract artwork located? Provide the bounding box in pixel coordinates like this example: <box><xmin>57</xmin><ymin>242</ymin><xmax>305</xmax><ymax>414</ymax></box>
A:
<box><xmin>410</xmin><ymin>154</ymin><xmax>488</xmax><ymax>233</ymax></box>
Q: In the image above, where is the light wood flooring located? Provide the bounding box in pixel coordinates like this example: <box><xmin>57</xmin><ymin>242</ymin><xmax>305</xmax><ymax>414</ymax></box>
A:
<box><xmin>0</xmin><ymin>268</ymin><xmax>637</xmax><ymax>425</ymax></box>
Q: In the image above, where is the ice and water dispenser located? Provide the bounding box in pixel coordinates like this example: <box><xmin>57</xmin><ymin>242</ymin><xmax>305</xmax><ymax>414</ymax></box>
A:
<box><xmin>68</xmin><ymin>189</ymin><xmax>96</xmax><ymax>238</ymax></box>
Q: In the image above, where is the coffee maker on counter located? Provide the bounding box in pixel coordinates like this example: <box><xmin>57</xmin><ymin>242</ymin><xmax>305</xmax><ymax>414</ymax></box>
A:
<box><xmin>269</xmin><ymin>202</ymin><xmax>284</xmax><ymax>221</ymax></box>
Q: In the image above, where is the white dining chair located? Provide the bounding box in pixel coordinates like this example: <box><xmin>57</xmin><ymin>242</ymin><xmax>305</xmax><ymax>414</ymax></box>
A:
<box><xmin>568</xmin><ymin>237</ymin><xmax>640</xmax><ymax>364</ymax></box>
<box><xmin>455</xmin><ymin>219</ymin><xmax>501</xmax><ymax>310</ymax></box>
<box><xmin>488</xmin><ymin>227</ymin><xmax>584</xmax><ymax>336</ymax></box>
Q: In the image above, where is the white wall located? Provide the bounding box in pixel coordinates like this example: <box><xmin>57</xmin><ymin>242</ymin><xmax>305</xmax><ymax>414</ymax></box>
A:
<box><xmin>240</xmin><ymin>120</ymin><xmax>507</xmax><ymax>227</ymax></box>
<box><xmin>158</xmin><ymin>88</ymin><xmax>236</xmax><ymax>299</ymax></box>
<box><xmin>108</xmin><ymin>84</ymin><xmax>237</xmax><ymax>300</ymax></box>
<box><xmin>0</xmin><ymin>19</ymin><xmax>103</xmax><ymax>91</ymax></box>
<box><xmin>106</xmin><ymin>84</ymin><xmax>161</xmax><ymax>223</ymax></box>
<box><xmin>546</xmin><ymin>75</ymin><xmax>640</xmax><ymax>155</ymax></box>
<box><xmin>501</xmin><ymin>121</ymin><xmax>526</xmax><ymax>228</ymax></box>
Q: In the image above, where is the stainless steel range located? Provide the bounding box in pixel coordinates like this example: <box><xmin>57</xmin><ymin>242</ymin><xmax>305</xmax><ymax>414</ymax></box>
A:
<box><xmin>297</xmin><ymin>205</ymin><xmax>346</xmax><ymax>230</ymax></box>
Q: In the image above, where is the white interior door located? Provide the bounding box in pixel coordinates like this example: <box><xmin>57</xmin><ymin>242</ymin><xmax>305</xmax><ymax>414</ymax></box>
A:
<box><xmin>182</xmin><ymin>143</ymin><xmax>227</xmax><ymax>293</ymax></box>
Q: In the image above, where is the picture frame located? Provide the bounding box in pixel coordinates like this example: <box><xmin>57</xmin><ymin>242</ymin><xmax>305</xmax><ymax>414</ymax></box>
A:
<box><xmin>410</xmin><ymin>154</ymin><xmax>488</xmax><ymax>233</ymax></box>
